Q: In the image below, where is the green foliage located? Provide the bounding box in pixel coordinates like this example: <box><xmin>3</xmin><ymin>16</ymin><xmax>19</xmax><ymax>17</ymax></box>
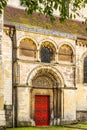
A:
<box><xmin>1</xmin><ymin>0</ymin><xmax>87</xmax><ymax>22</ymax></box>
<box><xmin>20</xmin><ymin>0</ymin><xmax>87</xmax><ymax>21</ymax></box>
<box><xmin>0</xmin><ymin>0</ymin><xmax>7</xmax><ymax>14</ymax></box>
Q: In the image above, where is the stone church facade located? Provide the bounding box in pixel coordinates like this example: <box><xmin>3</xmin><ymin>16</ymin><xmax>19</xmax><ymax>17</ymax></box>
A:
<box><xmin>0</xmin><ymin>1</ymin><xmax>87</xmax><ymax>128</ymax></box>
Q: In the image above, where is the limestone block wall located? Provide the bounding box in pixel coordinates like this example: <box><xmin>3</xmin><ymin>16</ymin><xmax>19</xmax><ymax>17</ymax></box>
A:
<box><xmin>55</xmin><ymin>65</ymin><xmax>75</xmax><ymax>88</ymax></box>
<box><xmin>17</xmin><ymin>87</ymin><xmax>30</xmax><ymax>126</ymax></box>
<box><xmin>76</xmin><ymin>40</ymin><xmax>87</xmax><ymax>121</ymax></box>
<box><xmin>16</xmin><ymin>30</ymin><xmax>75</xmax><ymax>88</ymax></box>
<box><xmin>61</xmin><ymin>89</ymin><xmax>77</xmax><ymax>122</ymax></box>
<box><xmin>76</xmin><ymin>86</ymin><xmax>87</xmax><ymax>122</ymax></box>
<box><xmin>0</xmin><ymin>110</ymin><xmax>6</xmax><ymax>126</ymax></box>
<box><xmin>76</xmin><ymin>87</ymin><xmax>87</xmax><ymax>110</ymax></box>
<box><xmin>76</xmin><ymin>42</ymin><xmax>87</xmax><ymax>84</ymax></box>
<box><xmin>0</xmin><ymin>14</ymin><xmax>6</xmax><ymax>127</ymax></box>
<box><xmin>2</xmin><ymin>28</ymin><xmax>13</xmax><ymax>127</ymax></box>
<box><xmin>2</xmin><ymin>29</ymin><xmax>12</xmax><ymax>105</ymax></box>
<box><xmin>15</xmin><ymin>61</ymin><xmax>75</xmax><ymax>89</ymax></box>
<box><xmin>14</xmin><ymin>29</ymin><xmax>77</xmax><ymax>125</ymax></box>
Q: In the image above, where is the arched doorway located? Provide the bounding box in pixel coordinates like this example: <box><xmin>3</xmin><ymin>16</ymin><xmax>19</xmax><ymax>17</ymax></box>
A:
<box><xmin>28</xmin><ymin>67</ymin><xmax>64</xmax><ymax>126</ymax></box>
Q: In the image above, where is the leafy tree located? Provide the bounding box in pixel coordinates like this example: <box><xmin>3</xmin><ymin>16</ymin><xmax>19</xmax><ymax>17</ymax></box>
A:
<box><xmin>0</xmin><ymin>0</ymin><xmax>7</xmax><ymax>14</ymax></box>
<box><xmin>20</xmin><ymin>0</ymin><xmax>87</xmax><ymax>21</ymax></box>
<box><xmin>0</xmin><ymin>0</ymin><xmax>87</xmax><ymax>21</ymax></box>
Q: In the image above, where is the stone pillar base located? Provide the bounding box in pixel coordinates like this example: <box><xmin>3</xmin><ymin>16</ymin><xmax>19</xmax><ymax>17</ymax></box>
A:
<box><xmin>5</xmin><ymin>105</ymin><xmax>13</xmax><ymax>127</ymax></box>
<box><xmin>0</xmin><ymin>110</ymin><xmax>6</xmax><ymax>127</ymax></box>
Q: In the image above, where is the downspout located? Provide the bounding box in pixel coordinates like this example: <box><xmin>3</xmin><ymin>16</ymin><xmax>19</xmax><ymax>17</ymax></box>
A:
<box><xmin>56</xmin><ymin>81</ymin><xmax>58</xmax><ymax>125</ymax></box>
<box><xmin>53</xmin><ymin>83</ymin><xmax>54</xmax><ymax>125</ymax></box>
<box><xmin>60</xmin><ymin>88</ymin><xmax>62</xmax><ymax>125</ymax></box>
<box><xmin>9</xmin><ymin>26</ymin><xmax>16</xmax><ymax>128</ymax></box>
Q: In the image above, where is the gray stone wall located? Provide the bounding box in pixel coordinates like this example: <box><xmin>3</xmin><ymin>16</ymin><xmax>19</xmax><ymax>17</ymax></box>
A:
<box><xmin>76</xmin><ymin>111</ymin><xmax>87</xmax><ymax>122</ymax></box>
<box><xmin>5</xmin><ymin>105</ymin><xmax>13</xmax><ymax>127</ymax></box>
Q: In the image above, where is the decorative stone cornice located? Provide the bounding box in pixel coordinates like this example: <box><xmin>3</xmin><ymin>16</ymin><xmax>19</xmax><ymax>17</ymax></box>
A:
<box><xmin>4</xmin><ymin>21</ymin><xmax>77</xmax><ymax>40</ymax></box>
<box><xmin>76</xmin><ymin>39</ymin><xmax>87</xmax><ymax>47</ymax></box>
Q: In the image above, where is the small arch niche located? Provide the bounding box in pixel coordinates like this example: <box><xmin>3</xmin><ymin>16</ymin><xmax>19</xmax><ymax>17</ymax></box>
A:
<box><xmin>58</xmin><ymin>44</ymin><xmax>73</xmax><ymax>63</ymax></box>
<box><xmin>19</xmin><ymin>38</ymin><xmax>37</xmax><ymax>59</ymax></box>
<box><xmin>40</xmin><ymin>41</ymin><xmax>56</xmax><ymax>63</ymax></box>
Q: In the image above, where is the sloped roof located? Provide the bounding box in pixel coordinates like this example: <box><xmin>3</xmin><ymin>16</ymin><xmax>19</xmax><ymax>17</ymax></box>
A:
<box><xmin>4</xmin><ymin>6</ymin><xmax>87</xmax><ymax>38</ymax></box>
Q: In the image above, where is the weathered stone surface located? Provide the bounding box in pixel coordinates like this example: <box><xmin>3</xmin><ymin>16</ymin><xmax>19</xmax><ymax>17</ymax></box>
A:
<box><xmin>17</xmin><ymin>87</ymin><xmax>30</xmax><ymax>123</ymax></box>
<box><xmin>2</xmin><ymin>30</ymin><xmax>12</xmax><ymax>105</ymax></box>
<box><xmin>0</xmin><ymin>94</ymin><xmax>4</xmax><ymax>109</ymax></box>
<box><xmin>13</xmin><ymin>29</ymin><xmax>83</xmax><ymax>126</ymax></box>
<box><xmin>0</xmin><ymin>126</ymin><xmax>6</xmax><ymax>130</ymax></box>
<box><xmin>1</xmin><ymin>6</ymin><xmax>87</xmax><ymax>127</ymax></box>
<box><xmin>0</xmin><ymin>14</ymin><xmax>6</xmax><ymax>127</ymax></box>
<box><xmin>76</xmin><ymin>111</ymin><xmax>87</xmax><ymax>122</ymax></box>
<box><xmin>5</xmin><ymin>105</ymin><xmax>13</xmax><ymax>127</ymax></box>
<box><xmin>17</xmin><ymin>121</ymin><xmax>31</xmax><ymax>127</ymax></box>
<box><xmin>0</xmin><ymin>110</ymin><xmax>6</xmax><ymax>126</ymax></box>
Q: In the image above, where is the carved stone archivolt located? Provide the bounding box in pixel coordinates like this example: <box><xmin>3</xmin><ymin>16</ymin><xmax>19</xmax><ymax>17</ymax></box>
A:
<box><xmin>32</xmin><ymin>69</ymin><xmax>57</xmax><ymax>88</ymax></box>
<box><xmin>32</xmin><ymin>76</ymin><xmax>54</xmax><ymax>88</ymax></box>
<box><xmin>27</xmin><ymin>66</ymin><xmax>64</xmax><ymax>88</ymax></box>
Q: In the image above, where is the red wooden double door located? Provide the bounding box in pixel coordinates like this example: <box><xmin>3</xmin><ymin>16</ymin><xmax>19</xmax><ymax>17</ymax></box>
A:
<box><xmin>35</xmin><ymin>95</ymin><xmax>50</xmax><ymax>126</ymax></box>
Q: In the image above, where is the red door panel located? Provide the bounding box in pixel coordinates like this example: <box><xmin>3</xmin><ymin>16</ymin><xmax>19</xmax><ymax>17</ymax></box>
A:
<box><xmin>35</xmin><ymin>95</ymin><xmax>50</xmax><ymax>126</ymax></box>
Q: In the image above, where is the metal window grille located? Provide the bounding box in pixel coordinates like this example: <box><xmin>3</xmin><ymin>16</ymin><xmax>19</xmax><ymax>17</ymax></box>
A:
<box><xmin>41</xmin><ymin>47</ymin><xmax>51</xmax><ymax>63</ymax></box>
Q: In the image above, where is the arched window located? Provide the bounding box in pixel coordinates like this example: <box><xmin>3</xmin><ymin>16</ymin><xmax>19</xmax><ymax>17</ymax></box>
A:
<box><xmin>41</xmin><ymin>47</ymin><xmax>53</xmax><ymax>63</ymax></box>
<box><xmin>84</xmin><ymin>57</ymin><xmax>87</xmax><ymax>83</ymax></box>
<box><xmin>19</xmin><ymin>38</ymin><xmax>36</xmax><ymax>59</ymax></box>
<box><xmin>58</xmin><ymin>44</ymin><xmax>73</xmax><ymax>62</ymax></box>
<box><xmin>40</xmin><ymin>41</ymin><xmax>55</xmax><ymax>63</ymax></box>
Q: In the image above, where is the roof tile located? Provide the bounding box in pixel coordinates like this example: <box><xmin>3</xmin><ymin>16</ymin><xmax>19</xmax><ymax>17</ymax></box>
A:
<box><xmin>4</xmin><ymin>6</ymin><xmax>87</xmax><ymax>38</ymax></box>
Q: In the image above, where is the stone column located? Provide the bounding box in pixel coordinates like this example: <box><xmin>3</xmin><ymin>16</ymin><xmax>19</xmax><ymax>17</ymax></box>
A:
<box><xmin>17</xmin><ymin>86</ymin><xmax>32</xmax><ymax>126</ymax></box>
<box><xmin>27</xmin><ymin>87</ymin><xmax>31</xmax><ymax>120</ymax></box>
<box><xmin>37</xmin><ymin>49</ymin><xmax>40</xmax><ymax>62</ymax></box>
<box><xmin>55</xmin><ymin>52</ymin><xmax>58</xmax><ymax>63</ymax></box>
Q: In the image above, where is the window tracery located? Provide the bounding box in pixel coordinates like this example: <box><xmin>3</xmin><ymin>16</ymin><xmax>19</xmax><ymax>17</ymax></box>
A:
<box><xmin>40</xmin><ymin>41</ymin><xmax>56</xmax><ymax>63</ymax></box>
